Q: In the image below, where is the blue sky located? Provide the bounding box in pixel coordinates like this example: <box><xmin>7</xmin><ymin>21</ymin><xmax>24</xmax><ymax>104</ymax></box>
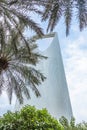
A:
<box><xmin>0</xmin><ymin>14</ymin><xmax>87</xmax><ymax>123</ymax></box>
<box><xmin>56</xmin><ymin>21</ymin><xmax>87</xmax><ymax>122</ymax></box>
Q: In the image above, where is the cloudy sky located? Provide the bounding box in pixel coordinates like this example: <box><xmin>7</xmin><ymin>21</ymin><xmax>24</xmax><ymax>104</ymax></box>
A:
<box><xmin>0</xmin><ymin>14</ymin><xmax>87</xmax><ymax>123</ymax></box>
<box><xmin>62</xmin><ymin>30</ymin><xmax>87</xmax><ymax>123</ymax></box>
<box><xmin>56</xmin><ymin>21</ymin><xmax>87</xmax><ymax>123</ymax></box>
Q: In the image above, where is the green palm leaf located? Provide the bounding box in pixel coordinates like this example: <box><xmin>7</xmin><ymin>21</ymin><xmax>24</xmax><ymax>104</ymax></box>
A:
<box><xmin>0</xmin><ymin>34</ymin><xmax>46</xmax><ymax>104</ymax></box>
<box><xmin>41</xmin><ymin>0</ymin><xmax>87</xmax><ymax>35</ymax></box>
<box><xmin>76</xmin><ymin>0</ymin><xmax>87</xmax><ymax>31</ymax></box>
<box><xmin>64</xmin><ymin>0</ymin><xmax>73</xmax><ymax>36</ymax></box>
<box><xmin>0</xmin><ymin>0</ymin><xmax>44</xmax><ymax>52</ymax></box>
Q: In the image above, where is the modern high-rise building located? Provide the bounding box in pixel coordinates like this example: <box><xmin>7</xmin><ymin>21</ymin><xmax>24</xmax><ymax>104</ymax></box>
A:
<box><xmin>15</xmin><ymin>33</ymin><xmax>73</xmax><ymax>120</ymax></box>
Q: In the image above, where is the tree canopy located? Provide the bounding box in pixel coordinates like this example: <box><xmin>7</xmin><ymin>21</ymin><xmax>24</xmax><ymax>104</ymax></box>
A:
<box><xmin>0</xmin><ymin>0</ymin><xmax>87</xmax><ymax>37</ymax></box>
<box><xmin>0</xmin><ymin>105</ymin><xmax>87</xmax><ymax>130</ymax></box>
<box><xmin>0</xmin><ymin>28</ymin><xmax>46</xmax><ymax>104</ymax></box>
<box><xmin>42</xmin><ymin>0</ymin><xmax>87</xmax><ymax>35</ymax></box>
<box><xmin>0</xmin><ymin>105</ymin><xmax>63</xmax><ymax>130</ymax></box>
<box><xmin>59</xmin><ymin>116</ymin><xmax>87</xmax><ymax>130</ymax></box>
<box><xmin>0</xmin><ymin>0</ymin><xmax>46</xmax><ymax>103</ymax></box>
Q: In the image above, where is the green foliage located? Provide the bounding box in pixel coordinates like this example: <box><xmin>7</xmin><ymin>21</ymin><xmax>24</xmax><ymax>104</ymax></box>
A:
<box><xmin>0</xmin><ymin>0</ymin><xmax>44</xmax><ymax>60</ymax></box>
<box><xmin>0</xmin><ymin>105</ymin><xmax>63</xmax><ymax>130</ymax></box>
<box><xmin>0</xmin><ymin>0</ymin><xmax>44</xmax><ymax>36</ymax></box>
<box><xmin>0</xmin><ymin>29</ymin><xmax>47</xmax><ymax>104</ymax></box>
<box><xmin>0</xmin><ymin>0</ymin><xmax>87</xmax><ymax>39</ymax></box>
<box><xmin>0</xmin><ymin>106</ymin><xmax>87</xmax><ymax>130</ymax></box>
<box><xmin>42</xmin><ymin>0</ymin><xmax>87</xmax><ymax>35</ymax></box>
<box><xmin>59</xmin><ymin>116</ymin><xmax>87</xmax><ymax>130</ymax></box>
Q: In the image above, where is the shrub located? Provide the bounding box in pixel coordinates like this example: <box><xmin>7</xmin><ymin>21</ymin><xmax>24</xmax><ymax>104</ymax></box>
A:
<box><xmin>59</xmin><ymin>116</ymin><xmax>87</xmax><ymax>130</ymax></box>
<box><xmin>0</xmin><ymin>105</ymin><xmax>63</xmax><ymax>130</ymax></box>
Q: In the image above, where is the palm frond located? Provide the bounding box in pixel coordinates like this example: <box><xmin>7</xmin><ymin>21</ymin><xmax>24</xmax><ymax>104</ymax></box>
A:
<box><xmin>76</xmin><ymin>0</ymin><xmax>87</xmax><ymax>31</ymax></box>
<box><xmin>64</xmin><ymin>0</ymin><xmax>73</xmax><ymax>36</ymax></box>
<box><xmin>41</xmin><ymin>0</ymin><xmax>87</xmax><ymax>35</ymax></box>
<box><xmin>9</xmin><ymin>9</ymin><xmax>44</xmax><ymax>36</ymax></box>
<box><xmin>0</xmin><ymin>24</ymin><xmax>6</xmax><ymax>50</ymax></box>
<box><xmin>0</xmin><ymin>0</ymin><xmax>44</xmax><ymax>52</ymax></box>
<box><xmin>6</xmin><ymin>70</ymin><xmax>13</xmax><ymax>104</ymax></box>
<box><xmin>47</xmin><ymin>2</ymin><xmax>63</xmax><ymax>32</ymax></box>
<box><xmin>0</xmin><ymin>74</ymin><xmax>4</xmax><ymax>95</ymax></box>
<box><xmin>41</xmin><ymin>0</ymin><xmax>64</xmax><ymax>32</ymax></box>
<box><xmin>16</xmin><ymin>45</ymin><xmax>47</xmax><ymax>65</ymax></box>
<box><xmin>0</xmin><ymin>36</ymin><xmax>46</xmax><ymax>104</ymax></box>
<box><xmin>42</xmin><ymin>0</ymin><xmax>53</xmax><ymax>21</ymax></box>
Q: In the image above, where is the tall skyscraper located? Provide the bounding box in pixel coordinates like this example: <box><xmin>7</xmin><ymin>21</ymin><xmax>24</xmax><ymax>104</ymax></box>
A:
<box><xmin>15</xmin><ymin>33</ymin><xmax>73</xmax><ymax>120</ymax></box>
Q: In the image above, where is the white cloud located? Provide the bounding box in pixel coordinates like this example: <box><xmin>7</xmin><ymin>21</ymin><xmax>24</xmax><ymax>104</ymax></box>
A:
<box><xmin>61</xmin><ymin>30</ymin><xmax>87</xmax><ymax>122</ymax></box>
<box><xmin>0</xmin><ymin>92</ymin><xmax>16</xmax><ymax>115</ymax></box>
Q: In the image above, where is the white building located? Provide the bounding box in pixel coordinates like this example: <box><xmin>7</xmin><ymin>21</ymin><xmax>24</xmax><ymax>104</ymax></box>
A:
<box><xmin>15</xmin><ymin>33</ymin><xmax>73</xmax><ymax>120</ymax></box>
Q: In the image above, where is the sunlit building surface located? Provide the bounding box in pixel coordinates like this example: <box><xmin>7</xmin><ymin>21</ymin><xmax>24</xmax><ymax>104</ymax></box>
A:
<box><xmin>15</xmin><ymin>33</ymin><xmax>73</xmax><ymax>120</ymax></box>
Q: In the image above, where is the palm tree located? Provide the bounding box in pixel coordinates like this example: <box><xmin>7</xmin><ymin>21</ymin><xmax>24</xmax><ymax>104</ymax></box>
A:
<box><xmin>0</xmin><ymin>0</ymin><xmax>48</xmax><ymax>104</ymax></box>
<box><xmin>0</xmin><ymin>29</ymin><xmax>46</xmax><ymax>104</ymax></box>
<box><xmin>42</xmin><ymin>0</ymin><xmax>87</xmax><ymax>36</ymax></box>
<box><xmin>0</xmin><ymin>0</ymin><xmax>44</xmax><ymax>35</ymax></box>
<box><xmin>0</xmin><ymin>0</ymin><xmax>45</xmax><ymax>53</ymax></box>
<box><xmin>0</xmin><ymin>0</ymin><xmax>86</xmax><ymax>44</ymax></box>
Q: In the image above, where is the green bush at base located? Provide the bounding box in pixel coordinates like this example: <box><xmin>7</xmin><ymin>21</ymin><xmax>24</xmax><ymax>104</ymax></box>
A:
<box><xmin>0</xmin><ymin>105</ymin><xmax>63</xmax><ymax>130</ymax></box>
<box><xmin>59</xmin><ymin>116</ymin><xmax>87</xmax><ymax>130</ymax></box>
<box><xmin>0</xmin><ymin>105</ymin><xmax>87</xmax><ymax>130</ymax></box>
